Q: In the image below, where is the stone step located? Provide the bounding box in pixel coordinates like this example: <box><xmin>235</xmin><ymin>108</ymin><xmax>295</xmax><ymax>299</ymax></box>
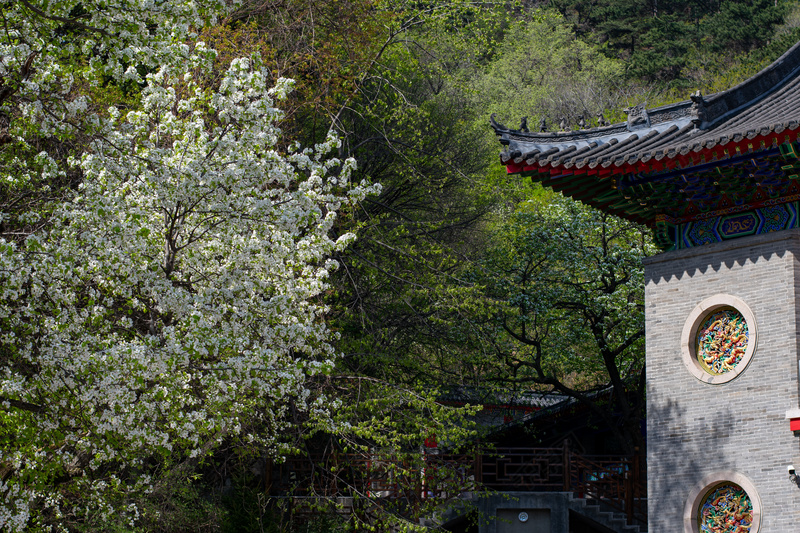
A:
<box><xmin>568</xmin><ymin>495</ymin><xmax>646</xmax><ymax>533</ymax></box>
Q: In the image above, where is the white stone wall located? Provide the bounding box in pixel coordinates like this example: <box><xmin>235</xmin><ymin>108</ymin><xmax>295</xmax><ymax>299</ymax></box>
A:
<box><xmin>644</xmin><ymin>229</ymin><xmax>800</xmax><ymax>532</ymax></box>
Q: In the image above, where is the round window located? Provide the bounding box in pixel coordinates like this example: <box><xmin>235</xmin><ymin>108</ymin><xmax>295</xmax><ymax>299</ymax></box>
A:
<box><xmin>695</xmin><ymin>308</ymin><xmax>749</xmax><ymax>376</ymax></box>
<box><xmin>697</xmin><ymin>482</ymin><xmax>753</xmax><ymax>532</ymax></box>
<box><xmin>681</xmin><ymin>295</ymin><xmax>757</xmax><ymax>384</ymax></box>
<box><xmin>684</xmin><ymin>471</ymin><xmax>761</xmax><ymax>533</ymax></box>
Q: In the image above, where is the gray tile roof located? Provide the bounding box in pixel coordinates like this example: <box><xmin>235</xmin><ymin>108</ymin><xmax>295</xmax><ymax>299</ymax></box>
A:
<box><xmin>491</xmin><ymin>41</ymin><xmax>800</xmax><ymax>234</ymax></box>
<box><xmin>493</xmin><ymin>41</ymin><xmax>800</xmax><ymax>173</ymax></box>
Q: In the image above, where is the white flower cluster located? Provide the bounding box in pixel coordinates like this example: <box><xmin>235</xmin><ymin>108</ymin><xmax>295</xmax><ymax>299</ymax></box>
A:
<box><xmin>0</xmin><ymin>1</ymin><xmax>378</xmax><ymax>530</ymax></box>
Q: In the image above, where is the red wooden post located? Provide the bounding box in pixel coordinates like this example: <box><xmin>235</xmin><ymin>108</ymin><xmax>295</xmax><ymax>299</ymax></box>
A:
<box><xmin>562</xmin><ymin>440</ymin><xmax>571</xmax><ymax>492</ymax></box>
<box><xmin>625</xmin><ymin>471</ymin><xmax>634</xmax><ymax>525</ymax></box>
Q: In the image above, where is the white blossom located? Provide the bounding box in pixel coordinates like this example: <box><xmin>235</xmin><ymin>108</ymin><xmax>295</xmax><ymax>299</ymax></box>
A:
<box><xmin>0</xmin><ymin>0</ymin><xmax>379</xmax><ymax>529</ymax></box>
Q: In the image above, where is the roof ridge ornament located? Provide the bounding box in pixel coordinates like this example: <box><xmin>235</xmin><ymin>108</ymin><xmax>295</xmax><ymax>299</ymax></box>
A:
<box><xmin>489</xmin><ymin>113</ymin><xmax>508</xmax><ymax>133</ymax></box>
<box><xmin>625</xmin><ymin>103</ymin><xmax>650</xmax><ymax>131</ymax></box>
<box><xmin>690</xmin><ymin>90</ymin><xmax>708</xmax><ymax>130</ymax></box>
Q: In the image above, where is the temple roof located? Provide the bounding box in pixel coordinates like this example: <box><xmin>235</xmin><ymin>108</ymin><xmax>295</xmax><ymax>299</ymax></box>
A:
<box><xmin>492</xmin><ymin>41</ymin><xmax>800</xmax><ymax>246</ymax></box>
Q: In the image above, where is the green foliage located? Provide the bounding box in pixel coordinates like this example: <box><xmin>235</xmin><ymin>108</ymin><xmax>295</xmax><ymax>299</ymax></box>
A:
<box><xmin>214</xmin><ymin>2</ymin><xmax>506</xmax><ymax>529</ymax></box>
<box><xmin>219</xmin><ymin>476</ymin><xmax>279</xmax><ymax>533</ymax></box>
<box><xmin>702</xmin><ymin>0</ymin><xmax>788</xmax><ymax>53</ymax></box>
<box><xmin>550</xmin><ymin>0</ymin><xmax>793</xmax><ymax>86</ymax></box>
<box><xmin>205</xmin><ymin>0</ymin><xmax>390</xmax><ymax>146</ymax></box>
<box><xmin>327</xmin><ymin>1</ymin><xmax>504</xmax><ymax>386</ymax></box>
<box><xmin>471</xmin><ymin>10</ymin><xmax>627</xmax><ymax>130</ymax></box>
<box><xmin>460</xmin><ymin>197</ymin><xmax>655</xmax><ymax>452</ymax></box>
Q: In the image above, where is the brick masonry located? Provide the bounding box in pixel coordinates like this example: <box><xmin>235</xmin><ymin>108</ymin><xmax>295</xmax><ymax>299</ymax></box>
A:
<box><xmin>644</xmin><ymin>228</ymin><xmax>800</xmax><ymax>531</ymax></box>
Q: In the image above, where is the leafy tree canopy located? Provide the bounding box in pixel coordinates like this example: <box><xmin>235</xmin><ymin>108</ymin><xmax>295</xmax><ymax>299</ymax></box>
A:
<box><xmin>472</xmin><ymin>10</ymin><xmax>628</xmax><ymax>130</ymax></box>
<box><xmin>548</xmin><ymin>0</ymin><xmax>792</xmax><ymax>85</ymax></box>
<box><xmin>463</xmin><ymin>196</ymin><xmax>655</xmax><ymax>453</ymax></box>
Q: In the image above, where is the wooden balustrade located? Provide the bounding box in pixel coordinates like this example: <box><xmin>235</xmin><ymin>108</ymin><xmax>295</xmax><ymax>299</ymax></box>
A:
<box><xmin>274</xmin><ymin>445</ymin><xmax>647</xmax><ymax>527</ymax></box>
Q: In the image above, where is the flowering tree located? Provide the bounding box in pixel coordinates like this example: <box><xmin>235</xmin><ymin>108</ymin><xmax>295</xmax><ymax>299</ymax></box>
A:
<box><xmin>0</xmin><ymin>1</ymin><xmax>376</xmax><ymax>530</ymax></box>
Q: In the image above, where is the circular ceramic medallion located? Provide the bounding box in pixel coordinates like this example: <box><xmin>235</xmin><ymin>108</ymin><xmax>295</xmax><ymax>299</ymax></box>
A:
<box><xmin>681</xmin><ymin>295</ymin><xmax>757</xmax><ymax>385</ymax></box>
<box><xmin>695</xmin><ymin>308</ymin><xmax>749</xmax><ymax>375</ymax></box>
<box><xmin>698</xmin><ymin>483</ymin><xmax>752</xmax><ymax>532</ymax></box>
<box><xmin>684</xmin><ymin>472</ymin><xmax>761</xmax><ymax>533</ymax></box>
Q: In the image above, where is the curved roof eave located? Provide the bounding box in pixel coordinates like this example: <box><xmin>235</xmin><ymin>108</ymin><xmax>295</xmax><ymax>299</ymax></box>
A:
<box><xmin>491</xmin><ymin>41</ymin><xmax>800</xmax><ymax>174</ymax></box>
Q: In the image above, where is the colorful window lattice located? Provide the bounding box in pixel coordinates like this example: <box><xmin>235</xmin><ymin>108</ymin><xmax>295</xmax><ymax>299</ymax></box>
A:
<box><xmin>696</xmin><ymin>308</ymin><xmax>749</xmax><ymax>375</ymax></box>
<box><xmin>698</xmin><ymin>483</ymin><xmax>752</xmax><ymax>532</ymax></box>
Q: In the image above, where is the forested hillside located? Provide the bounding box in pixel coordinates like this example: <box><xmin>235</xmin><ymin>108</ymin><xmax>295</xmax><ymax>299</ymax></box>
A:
<box><xmin>1</xmin><ymin>0</ymin><xmax>798</xmax><ymax>531</ymax></box>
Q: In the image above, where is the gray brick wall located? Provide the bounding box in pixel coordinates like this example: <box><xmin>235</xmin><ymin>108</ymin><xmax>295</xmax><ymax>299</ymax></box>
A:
<box><xmin>644</xmin><ymin>229</ymin><xmax>800</xmax><ymax>532</ymax></box>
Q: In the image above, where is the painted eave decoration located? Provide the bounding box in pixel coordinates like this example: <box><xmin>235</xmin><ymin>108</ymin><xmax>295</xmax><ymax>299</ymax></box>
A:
<box><xmin>493</xmin><ymin>41</ymin><xmax>800</xmax><ymax>251</ymax></box>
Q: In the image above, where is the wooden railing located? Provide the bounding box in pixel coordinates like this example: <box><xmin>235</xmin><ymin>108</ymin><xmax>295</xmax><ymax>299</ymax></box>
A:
<box><xmin>474</xmin><ymin>447</ymin><xmax>566</xmax><ymax>491</ymax></box>
<box><xmin>567</xmin><ymin>450</ymin><xmax>646</xmax><ymax>526</ymax></box>
<box><xmin>471</xmin><ymin>444</ymin><xmax>646</xmax><ymax>527</ymax></box>
<box><xmin>273</xmin><ymin>443</ymin><xmax>646</xmax><ymax>527</ymax></box>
